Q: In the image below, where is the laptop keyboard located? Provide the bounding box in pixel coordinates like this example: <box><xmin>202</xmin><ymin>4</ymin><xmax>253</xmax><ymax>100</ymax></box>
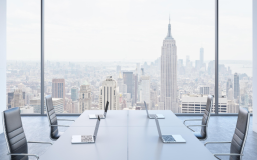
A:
<box><xmin>81</xmin><ymin>135</ymin><xmax>94</xmax><ymax>142</ymax></box>
<box><xmin>162</xmin><ymin>135</ymin><xmax>175</xmax><ymax>142</ymax></box>
<box><xmin>149</xmin><ymin>114</ymin><xmax>156</xmax><ymax>118</ymax></box>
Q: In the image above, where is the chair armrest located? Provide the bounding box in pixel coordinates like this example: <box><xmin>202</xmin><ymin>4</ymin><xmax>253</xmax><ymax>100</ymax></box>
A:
<box><xmin>186</xmin><ymin>126</ymin><xmax>195</xmax><ymax>132</ymax></box>
<box><xmin>183</xmin><ymin>119</ymin><xmax>202</xmax><ymax>125</ymax></box>
<box><xmin>57</xmin><ymin>119</ymin><xmax>75</xmax><ymax>121</ymax></box>
<box><xmin>8</xmin><ymin>153</ymin><xmax>39</xmax><ymax>160</ymax></box>
<box><xmin>204</xmin><ymin>141</ymin><xmax>232</xmax><ymax>146</ymax></box>
<box><xmin>27</xmin><ymin>141</ymin><xmax>52</xmax><ymax>145</ymax></box>
<box><xmin>185</xmin><ymin>125</ymin><xmax>206</xmax><ymax>132</ymax></box>
<box><xmin>214</xmin><ymin>153</ymin><xmax>243</xmax><ymax>156</ymax></box>
<box><xmin>186</xmin><ymin>125</ymin><xmax>206</xmax><ymax>127</ymax></box>
<box><xmin>50</xmin><ymin>125</ymin><xmax>69</xmax><ymax>127</ymax></box>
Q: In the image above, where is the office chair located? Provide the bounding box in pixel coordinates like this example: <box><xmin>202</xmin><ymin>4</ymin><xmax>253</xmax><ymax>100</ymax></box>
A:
<box><xmin>205</xmin><ymin>107</ymin><xmax>250</xmax><ymax>160</ymax></box>
<box><xmin>2</xmin><ymin>107</ymin><xmax>52</xmax><ymax>160</ymax></box>
<box><xmin>45</xmin><ymin>95</ymin><xmax>75</xmax><ymax>141</ymax></box>
<box><xmin>183</xmin><ymin>95</ymin><xmax>213</xmax><ymax>140</ymax></box>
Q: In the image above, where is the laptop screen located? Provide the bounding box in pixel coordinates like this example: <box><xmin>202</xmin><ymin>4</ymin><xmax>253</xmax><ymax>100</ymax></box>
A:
<box><xmin>154</xmin><ymin>117</ymin><xmax>162</xmax><ymax>138</ymax></box>
<box><xmin>93</xmin><ymin>116</ymin><xmax>101</xmax><ymax>140</ymax></box>
<box><xmin>144</xmin><ymin>101</ymin><xmax>149</xmax><ymax>116</ymax></box>
<box><xmin>104</xmin><ymin>101</ymin><xmax>109</xmax><ymax>117</ymax></box>
<box><xmin>105</xmin><ymin>101</ymin><xmax>109</xmax><ymax>113</ymax></box>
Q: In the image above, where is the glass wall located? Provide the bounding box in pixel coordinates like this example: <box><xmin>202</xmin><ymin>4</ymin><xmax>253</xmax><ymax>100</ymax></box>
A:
<box><xmin>6</xmin><ymin>0</ymin><xmax>41</xmax><ymax>114</ymax></box>
<box><xmin>219</xmin><ymin>0</ymin><xmax>252</xmax><ymax>113</ymax></box>
<box><xmin>6</xmin><ymin>0</ymin><xmax>252</xmax><ymax>115</ymax></box>
<box><xmin>43</xmin><ymin>0</ymin><xmax>214</xmax><ymax>114</ymax></box>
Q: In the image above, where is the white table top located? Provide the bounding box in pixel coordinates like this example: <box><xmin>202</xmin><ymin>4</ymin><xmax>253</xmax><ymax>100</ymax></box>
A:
<box><xmin>40</xmin><ymin>110</ymin><xmax>216</xmax><ymax>160</ymax></box>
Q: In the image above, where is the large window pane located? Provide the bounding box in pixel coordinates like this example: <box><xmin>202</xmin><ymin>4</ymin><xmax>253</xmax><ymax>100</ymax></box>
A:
<box><xmin>6</xmin><ymin>0</ymin><xmax>41</xmax><ymax>114</ymax></box>
<box><xmin>44</xmin><ymin>0</ymin><xmax>214</xmax><ymax>114</ymax></box>
<box><xmin>219</xmin><ymin>0</ymin><xmax>252</xmax><ymax>113</ymax></box>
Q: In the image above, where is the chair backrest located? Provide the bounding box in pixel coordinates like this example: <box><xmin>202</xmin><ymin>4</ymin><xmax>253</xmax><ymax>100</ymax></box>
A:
<box><xmin>2</xmin><ymin>107</ymin><xmax>28</xmax><ymax>160</ymax></box>
<box><xmin>230</xmin><ymin>107</ymin><xmax>250</xmax><ymax>160</ymax></box>
<box><xmin>45</xmin><ymin>95</ymin><xmax>59</xmax><ymax>140</ymax></box>
<box><xmin>200</xmin><ymin>95</ymin><xmax>213</xmax><ymax>139</ymax></box>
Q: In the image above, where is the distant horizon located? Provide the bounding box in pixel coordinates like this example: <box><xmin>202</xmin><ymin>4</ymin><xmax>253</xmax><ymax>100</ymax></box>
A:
<box><xmin>6</xmin><ymin>59</ymin><xmax>253</xmax><ymax>64</ymax></box>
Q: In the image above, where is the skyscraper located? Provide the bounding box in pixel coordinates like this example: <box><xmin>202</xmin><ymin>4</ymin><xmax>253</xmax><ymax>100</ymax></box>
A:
<box><xmin>117</xmin><ymin>78</ymin><xmax>124</xmax><ymax>94</ymax></box>
<box><xmin>186</xmin><ymin>55</ymin><xmax>190</xmax><ymax>67</ymax></box>
<box><xmin>141</xmin><ymin>68</ymin><xmax>144</xmax><ymax>75</ymax></box>
<box><xmin>208</xmin><ymin>60</ymin><xmax>215</xmax><ymax>75</ymax></box>
<box><xmin>160</xmin><ymin>17</ymin><xmax>178</xmax><ymax>112</ymax></box>
<box><xmin>200</xmin><ymin>86</ymin><xmax>209</xmax><ymax>95</ymax></box>
<box><xmin>116</xmin><ymin>65</ymin><xmax>121</xmax><ymax>74</ymax></box>
<box><xmin>79</xmin><ymin>84</ymin><xmax>91</xmax><ymax>113</ymax></box>
<box><xmin>10</xmin><ymin>89</ymin><xmax>25</xmax><ymax>108</ymax></box>
<box><xmin>226</xmin><ymin>78</ymin><xmax>233</xmax><ymax>97</ymax></box>
<box><xmin>7</xmin><ymin>90</ymin><xmax>25</xmax><ymax>109</ymax></box>
<box><xmin>52</xmin><ymin>79</ymin><xmax>65</xmax><ymax>108</ymax></box>
<box><xmin>140</xmin><ymin>75</ymin><xmax>150</xmax><ymax>104</ymax></box>
<box><xmin>71</xmin><ymin>87</ymin><xmax>78</xmax><ymax>101</ymax></box>
<box><xmin>133</xmin><ymin>74</ymin><xmax>138</xmax><ymax>104</ymax></box>
<box><xmin>227</xmin><ymin>88</ymin><xmax>234</xmax><ymax>100</ymax></box>
<box><xmin>234</xmin><ymin>73</ymin><xmax>240</xmax><ymax>99</ymax></box>
<box><xmin>123</xmin><ymin>72</ymin><xmax>133</xmax><ymax>100</ymax></box>
<box><xmin>99</xmin><ymin>76</ymin><xmax>119</xmax><ymax>110</ymax></box>
<box><xmin>200</xmin><ymin>47</ymin><xmax>204</xmax><ymax>66</ymax></box>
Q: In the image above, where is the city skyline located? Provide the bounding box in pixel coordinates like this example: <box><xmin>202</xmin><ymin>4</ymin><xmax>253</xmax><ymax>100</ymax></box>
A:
<box><xmin>5</xmin><ymin>13</ymin><xmax>253</xmax><ymax>114</ymax></box>
<box><xmin>6</xmin><ymin>55</ymin><xmax>252</xmax><ymax>113</ymax></box>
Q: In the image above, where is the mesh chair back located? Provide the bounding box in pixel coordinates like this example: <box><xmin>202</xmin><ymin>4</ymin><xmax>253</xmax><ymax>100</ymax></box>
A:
<box><xmin>45</xmin><ymin>95</ymin><xmax>59</xmax><ymax>140</ymax></box>
<box><xmin>200</xmin><ymin>95</ymin><xmax>213</xmax><ymax>139</ymax></box>
<box><xmin>2</xmin><ymin>107</ymin><xmax>28</xmax><ymax>160</ymax></box>
<box><xmin>230</xmin><ymin>107</ymin><xmax>250</xmax><ymax>160</ymax></box>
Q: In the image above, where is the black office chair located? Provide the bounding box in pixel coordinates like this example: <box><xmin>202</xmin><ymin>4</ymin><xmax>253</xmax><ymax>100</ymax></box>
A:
<box><xmin>183</xmin><ymin>95</ymin><xmax>213</xmax><ymax>140</ymax></box>
<box><xmin>205</xmin><ymin>107</ymin><xmax>250</xmax><ymax>160</ymax></box>
<box><xmin>2</xmin><ymin>107</ymin><xmax>52</xmax><ymax>160</ymax></box>
<box><xmin>45</xmin><ymin>95</ymin><xmax>75</xmax><ymax>141</ymax></box>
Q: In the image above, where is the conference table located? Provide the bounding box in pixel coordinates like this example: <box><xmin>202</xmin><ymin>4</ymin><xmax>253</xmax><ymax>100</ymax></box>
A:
<box><xmin>40</xmin><ymin>110</ymin><xmax>217</xmax><ymax>160</ymax></box>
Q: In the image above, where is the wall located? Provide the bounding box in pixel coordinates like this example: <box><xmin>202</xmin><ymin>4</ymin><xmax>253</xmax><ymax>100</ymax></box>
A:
<box><xmin>0</xmin><ymin>0</ymin><xmax>7</xmax><ymax>134</ymax></box>
<box><xmin>253</xmin><ymin>0</ymin><xmax>257</xmax><ymax>133</ymax></box>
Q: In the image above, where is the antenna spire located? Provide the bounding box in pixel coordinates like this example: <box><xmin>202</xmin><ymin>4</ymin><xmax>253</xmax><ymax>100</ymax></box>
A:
<box><xmin>166</xmin><ymin>15</ymin><xmax>172</xmax><ymax>38</ymax></box>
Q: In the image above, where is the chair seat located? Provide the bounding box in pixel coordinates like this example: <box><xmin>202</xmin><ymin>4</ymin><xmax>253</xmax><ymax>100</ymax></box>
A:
<box><xmin>193</xmin><ymin>132</ymin><xmax>206</xmax><ymax>140</ymax></box>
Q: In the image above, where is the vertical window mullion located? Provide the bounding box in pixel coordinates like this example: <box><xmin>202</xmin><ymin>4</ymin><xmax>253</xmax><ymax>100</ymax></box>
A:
<box><xmin>215</xmin><ymin>0</ymin><xmax>219</xmax><ymax>115</ymax></box>
<box><xmin>40</xmin><ymin>0</ymin><xmax>45</xmax><ymax>115</ymax></box>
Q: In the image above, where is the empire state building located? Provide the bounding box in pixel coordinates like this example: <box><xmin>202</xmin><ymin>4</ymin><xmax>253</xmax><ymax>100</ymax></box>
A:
<box><xmin>160</xmin><ymin>18</ymin><xmax>178</xmax><ymax>112</ymax></box>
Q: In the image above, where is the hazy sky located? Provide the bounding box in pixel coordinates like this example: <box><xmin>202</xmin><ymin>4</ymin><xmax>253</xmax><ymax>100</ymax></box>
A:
<box><xmin>6</xmin><ymin>0</ymin><xmax>252</xmax><ymax>62</ymax></box>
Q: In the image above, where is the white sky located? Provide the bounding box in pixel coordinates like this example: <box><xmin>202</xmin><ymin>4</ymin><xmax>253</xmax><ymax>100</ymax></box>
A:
<box><xmin>6</xmin><ymin>0</ymin><xmax>252</xmax><ymax>62</ymax></box>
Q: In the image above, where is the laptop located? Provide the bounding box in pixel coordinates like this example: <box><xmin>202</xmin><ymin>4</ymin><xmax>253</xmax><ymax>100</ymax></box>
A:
<box><xmin>144</xmin><ymin>101</ymin><xmax>165</xmax><ymax>119</ymax></box>
<box><xmin>71</xmin><ymin>116</ymin><xmax>101</xmax><ymax>144</ymax></box>
<box><xmin>154</xmin><ymin>117</ymin><xmax>186</xmax><ymax>143</ymax></box>
<box><xmin>89</xmin><ymin>101</ymin><xmax>109</xmax><ymax>119</ymax></box>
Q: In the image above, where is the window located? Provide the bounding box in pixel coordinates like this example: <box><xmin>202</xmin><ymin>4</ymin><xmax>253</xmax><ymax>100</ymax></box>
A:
<box><xmin>7</xmin><ymin>0</ymin><xmax>252</xmax><ymax>115</ymax></box>
<box><xmin>6</xmin><ymin>0</ymin><xmax>40</xmax><ymax>114</ymax></box>
<box><xmin>219</xmin><ymin>0</ymin><xmax>252</xmax><ymax>114</ymax></box>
